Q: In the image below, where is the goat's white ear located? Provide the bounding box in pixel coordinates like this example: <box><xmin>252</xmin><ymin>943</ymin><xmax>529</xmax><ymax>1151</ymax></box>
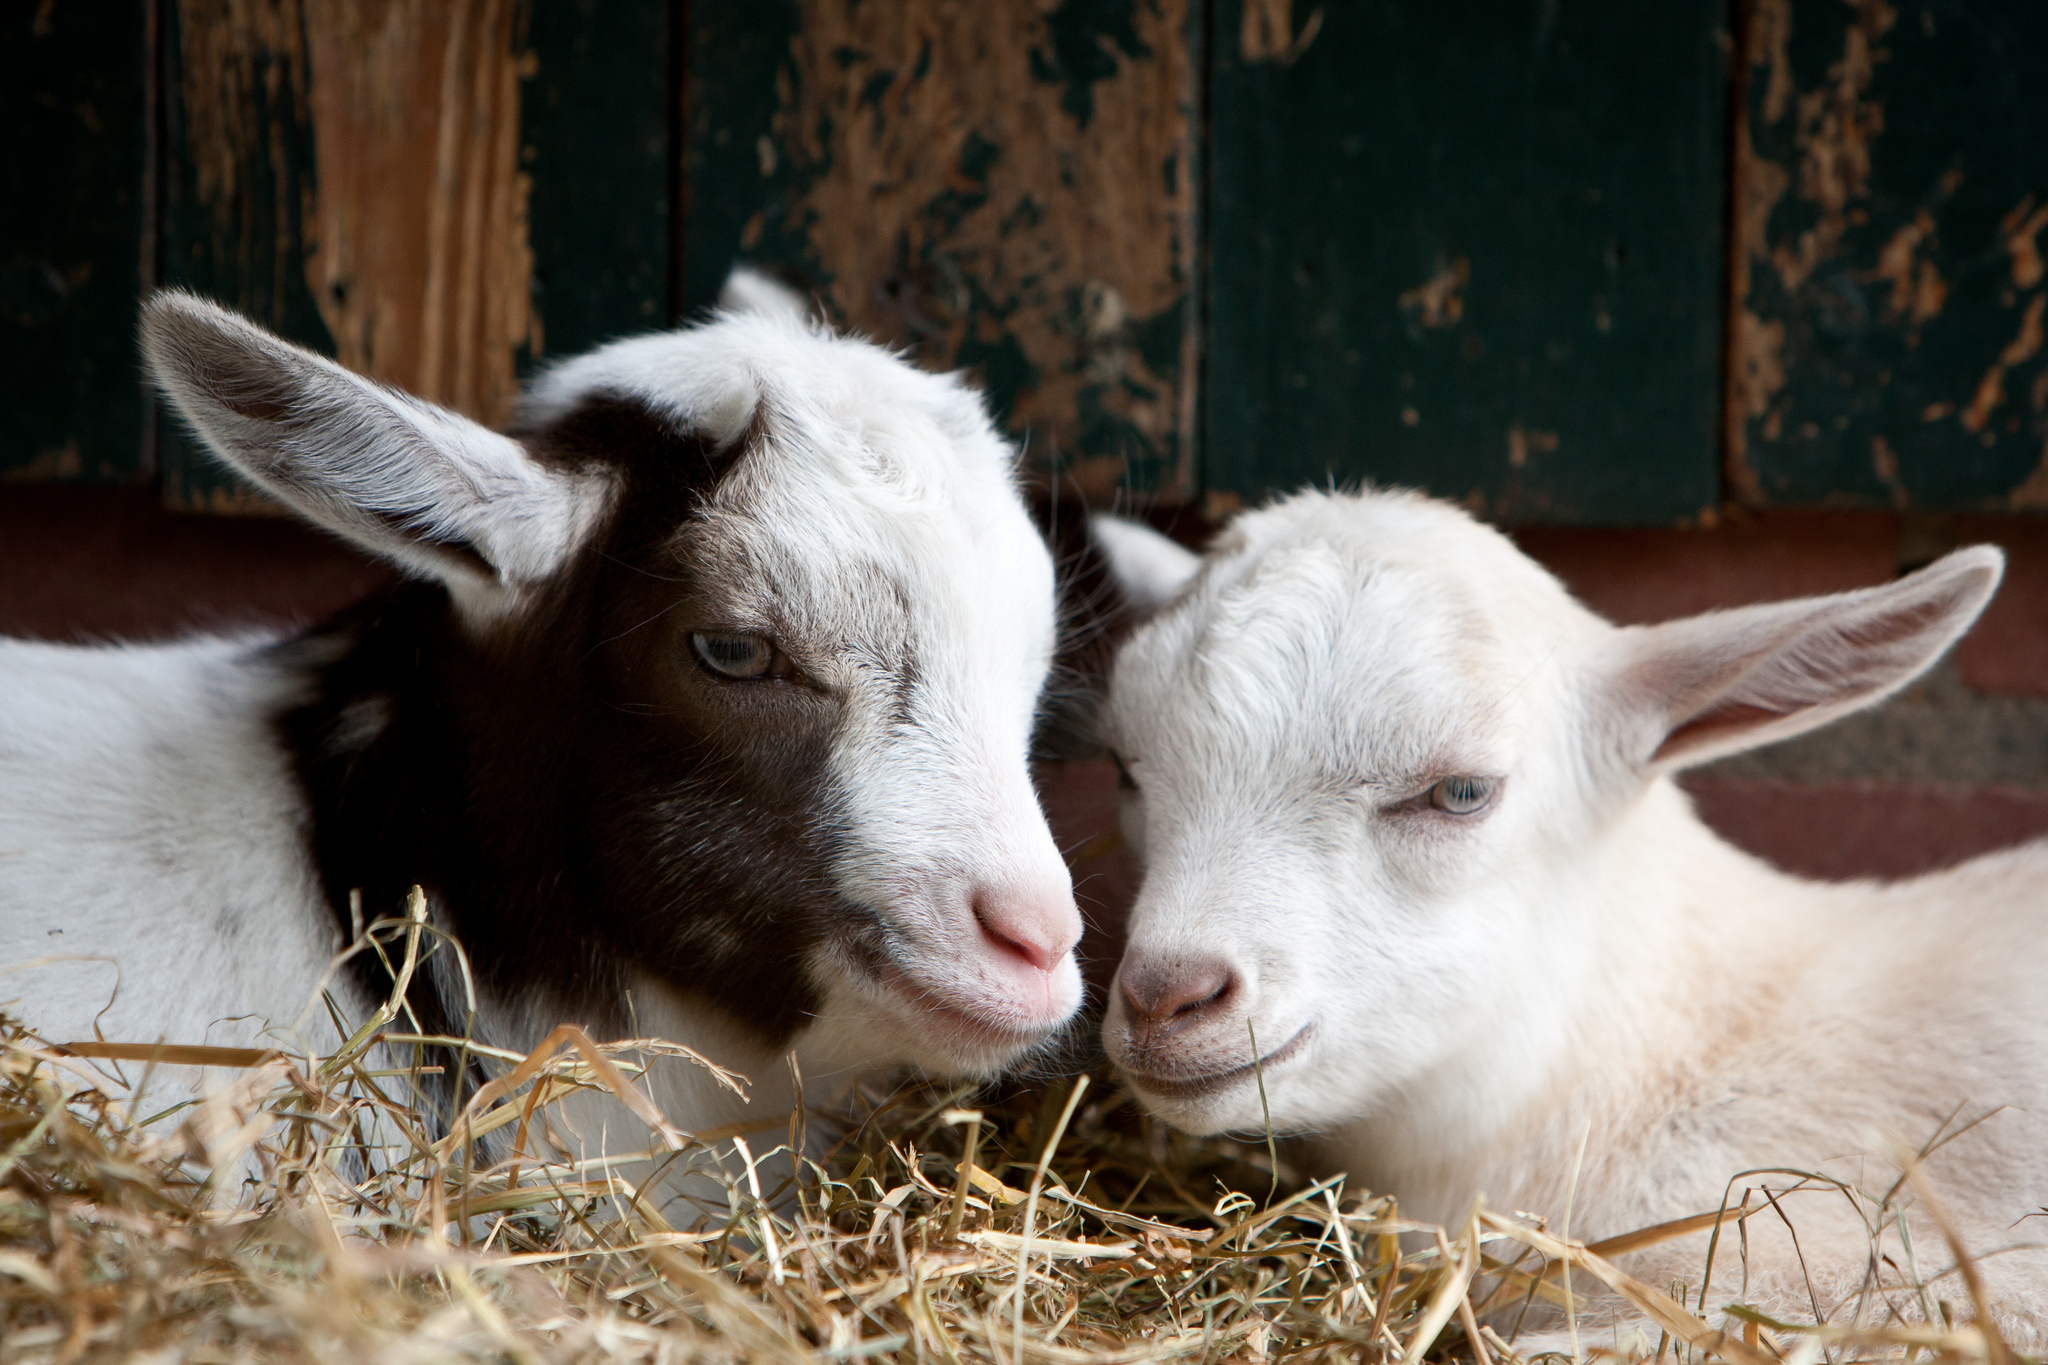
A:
<box><xmin>141</xmin><ymin>290</ymin><xmax>607</xmax><ymax>617</ymax></box>
<box><xmin>718</xmin><ymin>266</ymin><xmax>816</xmax><ymax>327</ymax></box>
<box><xmin>1092</xmin><ymin>515</ymin><xmax>1202</xmax><ymax>616</ymax></box>
<box><xmin>1615</xmin><ymin>546</ymin><xmax>2003</xmax><ymax>771</ymax></box>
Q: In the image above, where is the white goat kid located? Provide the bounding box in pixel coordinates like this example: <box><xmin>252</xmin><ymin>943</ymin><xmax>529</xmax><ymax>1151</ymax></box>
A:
<box><xmin>1094</xmin><ymin>489</ymin><xmax>2048</xmax><ymax>1338</ymax></box>
<box><xmin>0</xmin><ymin>273</ymin><xmax>1082</xmax><ymax>1160</ymax></box>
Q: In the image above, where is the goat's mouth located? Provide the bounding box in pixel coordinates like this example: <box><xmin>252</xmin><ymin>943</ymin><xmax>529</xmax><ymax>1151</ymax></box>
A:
<box><xmin>1118</xmin><ymin>1023</ymin><xmax>1315</xmax><ymax>1100</ymax></box>
<box><xmin>866</xmin><ymin>956</ymin><xmax>1062</xmax><ymax>1050</ymax></box>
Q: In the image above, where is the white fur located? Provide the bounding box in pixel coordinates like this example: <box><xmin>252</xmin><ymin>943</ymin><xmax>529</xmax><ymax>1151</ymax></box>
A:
<box><xmin>0</xmin><ymin>635</ymin><xmax>343</xmax><ymax>1054</ymax></box>
<box><xmin>1090</xmin><ymin>515</ymin><xmax>1202</xmax><ymax>615</ymax></box>
<box><xmin>143</xmin><ymin>293</ymin><xmax>612</xmax><ymax>622</ymax></box>
<box><xmin>0</xmin><ymin>278</ymin><xmax>1080</xmax><ymax>1164</ymax></box>
<box><xmin>1096</xmin><ymin>490</ymin><xmax>2048</xmax><ymax>1338</ymax></box>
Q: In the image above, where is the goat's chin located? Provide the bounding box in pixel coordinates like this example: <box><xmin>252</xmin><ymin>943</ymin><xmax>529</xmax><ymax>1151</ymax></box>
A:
<box><xmin>1108</xmin><ymin>1019</ymin><xmax>1319</xmax><ymax>1135</ymax></box>
<box><xmin>810</xmin><ymin>950</ymin><xmax>1082</xmax><ymax>1080</ymax></box>
<box><xmin>880</xmin><ymin>958</ymin><xmax>1083</xmax><ymax>1078</ymax></box>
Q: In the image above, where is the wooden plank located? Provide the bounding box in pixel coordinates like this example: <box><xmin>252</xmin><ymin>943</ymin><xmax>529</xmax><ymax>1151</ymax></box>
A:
<box><xmin>1205</xmin><ymin>0</ymin><xmax>1727</xmax><ymax>525</ymax></box>
<box><xmin>161</xmin><ymin>0</ymin><xmax>539</xmax><ymax>510</ymax></box>
<box><xmin>158</xmin><ymin>0</ymin><xmax>671</xmax><ymax>511</ymax></box>
<box><xmin>685</xmin><ymin>0</ymin><xmax>1200</xmax><ymax>500</ymax></box>
<box><xmin>0</xmin><ymin>1</ymin><xmax>150</xmax><ymax>484</ymax></box>
<box><xmin>1729</xmin><ymin>0</ymin><xmax>2048</xmax><ymax>510</ymax></box>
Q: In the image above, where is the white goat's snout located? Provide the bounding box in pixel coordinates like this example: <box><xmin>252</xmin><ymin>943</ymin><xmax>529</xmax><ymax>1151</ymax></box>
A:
<box><xmin>1104</xmin><ymin>947</ymin><xmax>1305</xmax><ymax>1129</ymax></box>
<box><xmin>1117</xmin><ymin>954</ymin><xmax>1239</xmax><ymax>1043</ymax></box>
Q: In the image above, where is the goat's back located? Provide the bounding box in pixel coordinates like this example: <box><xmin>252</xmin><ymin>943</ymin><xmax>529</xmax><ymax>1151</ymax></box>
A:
<box><xmin>0</xmin><ymin>634</ymin><xmax>345</xmax><ymax>1054</ymax></box>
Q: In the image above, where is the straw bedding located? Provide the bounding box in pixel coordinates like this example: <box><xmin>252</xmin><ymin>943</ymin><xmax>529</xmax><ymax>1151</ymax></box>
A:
<box><xmin>0</xmin><ymin>911</ymin><xmax>2015</xmax><ymax>1364</ymax></box>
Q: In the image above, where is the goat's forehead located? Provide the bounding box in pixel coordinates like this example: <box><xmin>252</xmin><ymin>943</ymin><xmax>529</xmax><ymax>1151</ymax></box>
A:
<box><xmin>526</xmin><ymin>313</ymin><xmax>994</xmax><ymax>461</ymax></box>
<box><xmin>1112</xmin><ymin>540</ymin><xmax>1553</xmax><ymax>771</ymax></box>
<box><xmin>699</xmin><ymin>458</ymin><xmax>1050</xmax><ymax>630</ymax></box>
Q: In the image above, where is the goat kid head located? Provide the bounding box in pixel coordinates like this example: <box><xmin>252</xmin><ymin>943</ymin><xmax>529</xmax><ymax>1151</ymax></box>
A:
<box><xmin>140</xmin><ymin>275</ymin><xmax>1082</xmax><ymax>1078</ymax></box>
<box><xmin>1091</xmin><ymin>490</ymin><xmax>2000</xmax><ymax>1137</ymax></box>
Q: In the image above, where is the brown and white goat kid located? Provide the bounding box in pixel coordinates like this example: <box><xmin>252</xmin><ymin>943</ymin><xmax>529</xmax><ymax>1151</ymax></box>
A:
<box><xmin>0</xmin><ymin>276</ymin><xmax>1081</xmax><ymax>1150</ymax></box>
<box><xmin>1093</xmin><ymin>490</ymin><xmax>2048</xmax><ymax>1337</ymax></box>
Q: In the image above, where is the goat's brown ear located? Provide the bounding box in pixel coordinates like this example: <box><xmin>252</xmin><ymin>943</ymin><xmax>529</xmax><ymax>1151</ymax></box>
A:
<box><xmin>1612</xmin><ymin>546</ymin><xmax>2003</xmax><ymax>772</ymax></box>
<box><xmin>1092</xmin><ymin>515</ymin><xmax>1202</xmax><ymax>618</ymax></box>
<box><xmin>141</xmin><ymin>290</ymin><xmax>609</xmax><ymax>618</ymax></box>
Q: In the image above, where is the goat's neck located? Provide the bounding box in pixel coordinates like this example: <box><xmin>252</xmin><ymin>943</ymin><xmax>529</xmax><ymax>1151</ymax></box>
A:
<box><xmin>1318</xmin><ymin>778</ymin><xmax>1813</xmax><ymax>1232</ymax></box>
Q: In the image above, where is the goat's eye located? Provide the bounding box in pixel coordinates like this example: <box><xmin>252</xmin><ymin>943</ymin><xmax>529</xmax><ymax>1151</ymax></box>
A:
<box><xmin>1428</xmin><ymin>775</ymin><xmax>1497</xmax><ymax>816</ymax></box>
<box><xmin>1111</xmin><ymin>751</ymin><xmax>1139</xmax><ymax>792</ymax></box>
<box><xmin>690</xmin><ymin>632</ymin><xmax>781</xmax><ymax>680</ymax></box>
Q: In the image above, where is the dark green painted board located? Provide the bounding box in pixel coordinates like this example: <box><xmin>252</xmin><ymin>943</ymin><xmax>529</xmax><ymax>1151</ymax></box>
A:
<box><xmin>680</xmin><ymin>0</ymin><xmax>797</xmax><ymax>317</ymax></box>
<box><xmin>1205</xmin><ymin>0</ymin><xmax>1728</xmax><ymax>524</ymax></box>
<box><xmin>523</xmin><ymin>0</ymin><xmax>673</xmax><ymax>356</ymax></box>
<box><xmin>1</xmin><ymin>2</ymin><xmax>150</xmax><ymax>484</ymax></box>
<box><xmin>1733</xmin><ymin>0</ymin><xmax>2048</xmax><ymax>510</ymax></box>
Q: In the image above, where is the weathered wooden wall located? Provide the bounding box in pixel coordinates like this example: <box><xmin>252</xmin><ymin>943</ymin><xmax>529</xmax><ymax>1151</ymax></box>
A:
<box><xmin>42</xmin><ymin>0</ymin><xmax>670</xmax><ymax>510</ymax></box>
<box><xmin>1729</xmin><ymin>0</ymin><xmax>2048</xmax><ymax>510</ymax></box>
<box><xmin>686</xmin><ymin>0</ymin><xmax>1200</xmax><ymax>500</ymax></box>
<box><xmin>9</xmin><ymin>0</ymin><xmax>2048</xmax><ymax>523</ymax></box>
<box><xmin>161</xmin><ymin>0</ymin><xmax>544</xmax><ymax>508</ymax></box>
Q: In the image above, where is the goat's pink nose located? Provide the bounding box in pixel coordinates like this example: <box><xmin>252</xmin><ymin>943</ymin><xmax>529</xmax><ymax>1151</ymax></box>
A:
<box><xmin>1120</xmin><ymin>959</ymin><xmax>1236</xmax><ymax>1034</ymax></box>
<box><xmin>972</xmin><ymin>887</ymin><xmax>1081</xmax><ymax>973</ymax></box>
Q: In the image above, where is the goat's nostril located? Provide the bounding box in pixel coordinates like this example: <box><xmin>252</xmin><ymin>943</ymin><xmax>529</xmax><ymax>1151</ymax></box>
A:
<box><xmin>971</xmin><ymin>889</ymin><xmax>1077</xmax><ymax>974</ymax></box>
<box><xmin>1120</xmin><ymin>959</ymin><xmax>1237</xmax><ymax>1031</ymax></box>
<box><xmin>979</xmin><ymin>915</ymin><xmax>1055</xmax><ymax>972</ymax></box>
<box><xmin>1172</xmin><ymin>978</ymin><xmax>1229</xmax><ymax>1018</ymax></box>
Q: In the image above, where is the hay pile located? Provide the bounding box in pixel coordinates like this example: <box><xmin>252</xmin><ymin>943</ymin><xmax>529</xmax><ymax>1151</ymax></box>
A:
<box><xmin>0</xmin><ymin>918</ymin><xmax>2017</xmax><ymax>1362</ymax></box>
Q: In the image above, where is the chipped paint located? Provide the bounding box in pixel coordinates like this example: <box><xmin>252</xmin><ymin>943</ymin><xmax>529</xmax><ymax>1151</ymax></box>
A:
<box><xmin>1729</xmin><ymin>0</ymin><xmax>2048</xmax><ymax>511</ymax></box>
<box><xmin>173</xmin><ymin>0</ymin><xmax>313</xmax><ymax>332</ymax></box>
<box><xmin>1725</xmin><ymin>305</ymin><xmax>1784</xmax><ymax>500</ymax></box>
<box><xmin>165</xmin><ymin>0</ymin><xmax>539</xmax><ymax>514</ymax></box>
<box><xmin>1724</xmin><ymin>0</ymin><xmax>1793</xmax><ymax>500</ymax></box>
<box><xmin>764</xmin><ymin>0</ymin><xmax>1196</xmax><ymax>495</ymax></box>
<box><xmin>1239</xmin><ymin>0</ymin><xmax>1322</xmax><ymax>66</ymax></box>
<box><xmin>1506</xmin><ymin>424</ymin><xmax>1557</xmax><ymax>470</ymax></box>
<box><xmin>1870</xmin><ymin>433</ymin><xmax>1907</xmax><ymax>508</ymax></box>
<box><xmin>1871</xmin><ymin>209</ymin><xmax>1945</xmax><ymax>328</ymax></box>
<box><xmin>1398</xmin><ymin>258</ymin><xmax>1468</xmax><ymax>330</ymax></box>
<box><xmin>2007</xmin><ymin>197</ymin><xmax>2048</xmax><ymax>292</ymax></box>
<box><xmin>300</xmin><ymin>0</ymin><xmax>537</xmax><ymax>427</ymax></box>
<box><xmin>1769</xmin><ymin>0</ymin><xmax>1893</xmax><ymax>297</ymax></box>
<box><xmin>1962</xmin><ymin>294</ymin><xmax>2044</xmax><ymax>434</ymax></box>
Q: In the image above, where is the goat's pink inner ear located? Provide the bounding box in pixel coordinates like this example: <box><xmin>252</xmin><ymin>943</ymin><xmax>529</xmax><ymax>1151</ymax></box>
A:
<box><xmin>1625</xmin><ymin>544</ymin><xmax>2003</xmax><ymax>773</ymax></box>
<box><xmin>1652</xmin><ymin>700</ymin><xmax>1791</xmax><ymax>765</ymax></box>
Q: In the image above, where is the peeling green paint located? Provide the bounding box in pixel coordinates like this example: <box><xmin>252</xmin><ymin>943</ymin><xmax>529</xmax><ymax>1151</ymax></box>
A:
<box><xmin>1732</xmin><ymin>0</ymin><xmax>2048</xmax><ymax>511</ymax></box>
<box><xmin>1205</xmin><ymin>0</ymin><xmax>1726</xmax><ymax>524</ymax></box>
<box><xmin>691</xmin><ymin>0</ymin><xmax>1197</xmax><ymax>500</ymax></box>
<box><xmin>1030</xmin><ymin>0</ymin><xmax>1151</xmax><ymax>128</ymax></box>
